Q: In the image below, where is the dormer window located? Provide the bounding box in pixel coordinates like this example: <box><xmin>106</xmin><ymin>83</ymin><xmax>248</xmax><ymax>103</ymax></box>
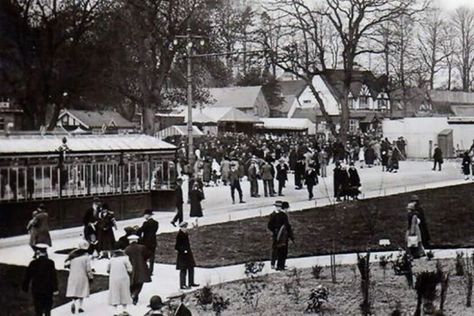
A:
<box><xmin>359</xmin><ymin>85</ymin><xmax>371</xmax><ymax>109</ymax></box>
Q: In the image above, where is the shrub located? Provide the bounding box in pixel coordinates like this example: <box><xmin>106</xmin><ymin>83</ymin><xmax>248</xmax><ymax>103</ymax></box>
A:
<box><xmin>311</xmin><ymin>264</ymin><xmax>324</xmax><ymax>279</ymax></box>
<box><xmin>283</xmin><ymin>268</ymin><xmax>302</xmax><ymax>304</ymax></box>
<box><xmin>240</xmin><ymin>261</ymin><xmax>266</xmax><ymax>310</ymax></box>
<box><xmin>212</xmin><ymin>294</ymin><xmax>230</xmax><ymax>316</ymax></box>
<box><xmin>427</xmin><ymin>250</ymin><xmax>435</xmax><ymax>261</ymax></box>
<box><xmin>379</xmin><ymin>254</ymin><xmax>392</xmax><ymax>279</ymax></box>
<box><xmin>415</xmin><ymin>271</ymin><xmax>442</xmax><ymax>315</ymax></box>
<box><xmin>392</xmin><ymin>252</ymin><xmax>413</xmax><ymax>287</ymax></box>
<box><xmin>305</xmin><ymin>285</ymin><xmax>329</xmax><ymax>314</ymax></box>
<box><xmin>195</xmin><ymin>285</ymin><xmax>214</xmax><ymax>310</ymax></box>
<box><xmin>244</xmin><ymin>261</ymin><xmax>265</xmax><ymax>277</ymax></box>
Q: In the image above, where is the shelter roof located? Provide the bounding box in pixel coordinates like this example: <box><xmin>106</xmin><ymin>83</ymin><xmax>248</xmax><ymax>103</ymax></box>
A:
<box><xmin>61</xmin><ymin>109</ymin><xmax>135</xmax><ymax>129</ymax></box>
<box><xmin>0</xmin><ymin>134</ymin><xmax>175</xmax><ymax>155</ymax></box>
<box><xmin>276</xmin><ymin>80</ymin><xmax>307</xmax><ymax>113</ymax></box>
<box><xmin>157</xmin><ymin>125</ymin><xmax>203</xmax><ymax>138</ymax></box>
<box><xmin>182</xmin><ymin>107</ymin><xmax>260</xmax><ymax>124</ymax></box>
<box><xmin>259</xmin><ymin>118</ymin><xmax>311</xmax><ymax>131</ymax></box>
<box><xmin>207</xmin><ymin>86</ymin><xmax>263</xmax><ymax>109</ymax></box>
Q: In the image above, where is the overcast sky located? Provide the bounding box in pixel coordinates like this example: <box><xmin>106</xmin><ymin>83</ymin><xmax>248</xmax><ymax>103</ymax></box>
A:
<box><xmin>435</xmin><ymin>0</ymin><xmax>474</xmax><ymax>10</ymax></box>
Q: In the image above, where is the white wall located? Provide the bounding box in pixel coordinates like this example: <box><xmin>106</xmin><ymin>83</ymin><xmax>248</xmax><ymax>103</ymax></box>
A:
<box><xmin>383</xmin><ymin>117</ymin><xmax>474</xmax><ymax>158</ymax></box>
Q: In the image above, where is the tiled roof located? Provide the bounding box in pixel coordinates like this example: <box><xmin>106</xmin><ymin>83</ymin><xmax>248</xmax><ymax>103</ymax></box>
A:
<box><xmin>64</xmin><ymin>109</ymin><xmax>135</xmax><ymax>129</ymax></box>
<box><xmin>207</xmin><ymin>86</ymin><xmax>263</xmax><ymax>108</ymax></box>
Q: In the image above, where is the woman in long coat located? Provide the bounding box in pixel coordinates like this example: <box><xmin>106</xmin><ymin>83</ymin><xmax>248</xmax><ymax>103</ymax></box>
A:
<box><xmin>97</xmin><ymin>204</ymin><xmax>117</xmax><ymax>258</ymax></box>
<box><xmin>27</xmin><ymin>205</ymin><xmax>52</xmax><ymax>248</ymax></box>
<box><xmin>220</xmin><ymin>158</ymin><xmax>231</xmax><ymax>185</ymax></box>
<box><xmin>189</xmin><ymin>183</ymin><xmax>204</xmax><ymax>227</ymax></box>
<box><xmin>462</xmin><ymin>151</ymin><xmax>472</xmax><ymax>180</ymax></box>
<box><xmin>65</xmin><ymin>241</ymin><xmax>93</xmax><ymax>313</ymax></box>
<box><xmin>406</xmin><ymin>203</ymin><xmax>425</xmax><ymax>259</ymax></box>
<box><xmin>107</xmin><ymin>249</ymin><xmax>133</xmax><ymax>315</ymax></box>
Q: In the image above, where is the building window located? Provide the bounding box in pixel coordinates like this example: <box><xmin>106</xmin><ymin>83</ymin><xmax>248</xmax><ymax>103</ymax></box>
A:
<box><xmin>378</xmin><ymin>99</ymin><xmax>387</xmax><ymax>109</ymax></box>
<box><xmin>0</xmin><ymin>117</ymin><xmax>4</xmax><ymax>130</ymax></box>
<box><xmin>349</xmin><ymin>119</ymin><xmax>359</xmax><ymax>133</ymax></box>
<box><xmin>360</xmin><ymin>96</ymin><xmax>369</xmax><ymax>109</ymax></box>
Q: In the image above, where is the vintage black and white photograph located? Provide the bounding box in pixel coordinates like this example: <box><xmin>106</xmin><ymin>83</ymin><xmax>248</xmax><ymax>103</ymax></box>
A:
<box><xmin>1</xmin><ymin>0</ymin><xmax>474</xmax><ymax>315</ymax></box>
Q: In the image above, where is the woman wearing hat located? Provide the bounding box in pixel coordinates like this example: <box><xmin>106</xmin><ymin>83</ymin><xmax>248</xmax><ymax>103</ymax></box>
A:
<box><xmin>65</xmin><ymin>241</ymin><xmax>93</xmax><ymax>314</ymax></box>
<box><xmin>107</xmin><ymin>249</ymin><xmax>133</xmax><ymax>316</ymax></box>
<box><xmin>97</xmin><ymin>203</ymin><xmax>117</xmax><ymax>259</ymax></box>
<box><xmin>27</xmin><ymin>204</ymin><xmax>52</xmax><ymax>253</ymax></box>
<box><xmin>189</xmin><ymin>183</ymin><xmax>204</xmax><ymax>228</ymax></box>
<box><xmin>406</xmin><ymin>202</ymin><xmax>425</xmax><ymax>259</ymax></box>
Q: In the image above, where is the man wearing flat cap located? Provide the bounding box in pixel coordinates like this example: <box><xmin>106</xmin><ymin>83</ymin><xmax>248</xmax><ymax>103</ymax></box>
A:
<box><xmin>175</xmin><ymin>222</ymin><xmax>199</xmax><ymax>290</ymax></box>
<box><xmin>137</xmin><ymin>209</ymin><xmax>159</xmax><ymax>275</ymax></box>
<box><xmin>124</xmin><ymin>234</ymin><xmax>151</xmax><ymax>305</ymax></box>
<box><xmin>23</xmin><ymin>244</ymin><xmax>58</xmax><ymax>316</ymax></box>
<box><xmin>267</xmin><ymin>201</ymin><xmax>294</xmax><ymax>270</ymax></box>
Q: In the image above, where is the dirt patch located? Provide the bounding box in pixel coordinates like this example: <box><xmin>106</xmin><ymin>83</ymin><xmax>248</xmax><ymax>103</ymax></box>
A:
<box><xmin>189</xmin><ymin>256</ymin><xmax>473</xmax><ymax>315</ymax></box>
<box><xmin>156</xmin><ymin>183</ymin><xmax>474</xmax><ymax>267</ymax></box>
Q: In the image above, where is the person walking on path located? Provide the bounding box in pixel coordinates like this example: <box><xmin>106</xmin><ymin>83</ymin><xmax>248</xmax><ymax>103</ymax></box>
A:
<box><xmin>84</xmin><ymin>219</ymin><xmax>99</xmax><ymax>256</ymax></box>
<box><xmin>27</xmin><ymin>203</ymin><xmax>52</xmax><ymax>254</ymax></box>
<box><xmin>410</xmin><ymin>195</ymin><xmax>431</xmax><ymax>248</ymax></box>
<box><xmin>260</xmin><ymin>160</ymin><xmax>275</xmax><ymax>197</ymax></box>
<box><xmin>189</xmin><ymin>182</ymin><xmax>204</xmax><ymax>228</ymax></box>
<box><xmin>294</xmin><ymin>156</ymin><xmax>305</xmax><ymax>188</ymax></box>
<box><xmin>220</xmin><ymin>157</ymin><xmax>231</xmax><ymax>186</ymax></box>
<box><xmin>248</xmin><ymin>159</ymin><xmax>260</xmax><ymax>197</ymax></box>
<box><xmin>124</xmin><ymin>235</ymin><xmax>151</xmax><ymax>305</ymax></box>
<box><xmin>65</xmin><ymin>240</ymin><xmax>93</xmax><ymax>314</ymax></box>
<box><xmin>83</xmin><ymin>197</ymin><xmax>101</xmax><ymax>226</ymax></box>
<box><xmin>432</xmin><ymin>144</ymin><xmax>443</xmax><ymax>171</ymax></box>
<box><xmin>462</xmin><ymin>151</ymin><xmax>472</xmax><ymax>180</ymax></box>
<box><xmin>229</xmin><ymin>162</ymin><xmax>245</xmax><ymax>204</ymax></box>
<box><xmin>137</xmin><ymin>209</ymin><xmax>159</xmax><ymax>275</ymax></box>
<box><xmin>175</xmin><ymin>222</ymin><xmax>199</xmax><ymax>290</ymax></box>
<box><xmin>406</xmin><ymin>202</ymin><xmax>425</xmax><ymax>259</ymax></box>
<box><xmin>116</xmin><ymin>226</ymin><xmax>136</xmax><ymax>250</ymax></box>
<box><xmin>333</xmin><ymin>162</ymin><xmax>345</xmax><ymax>202</ymax></box>
<box><xmin>97</xmin><ymin>203</ymin><xmax>117</xmax><ymax>259</ymax></box>
<box><xmin>171</xmin><ymin>178</ymin><xmax>184</xmax><ymax>226</ymax></box>
<box><xmin>267</xmin><ymin>201</ymin><xmax>294</xmax><ymax>270</ymax></box>
<box><xmin>276</xmin><ymin>158</ymin><xmax>289</xmax><ymax>196</ymax></box>
<box><xmin>107</xmin><ymin>249</ymin><xmax>133</xmax><ymax>316</ymax></box>
<box><xmin>22</xmin><ymin>244</ymin><xmax>58</xmax><ymax>316</ymax></box>
<box><xmin>304</xmin><ymin>163</ymin><xmax>318</xmax><ymax>200</ymax></box>
<box><xmin>318</xmin><ymin>149</ymin><xmax>328</xmax><ymax>177</ymax></box>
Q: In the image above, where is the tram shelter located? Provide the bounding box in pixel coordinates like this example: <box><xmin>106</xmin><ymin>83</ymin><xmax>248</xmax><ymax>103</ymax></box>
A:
<box><xmin>0</xmin><ymin>133</ymin><xmax>177</xmax><ymax>237</ymax></box>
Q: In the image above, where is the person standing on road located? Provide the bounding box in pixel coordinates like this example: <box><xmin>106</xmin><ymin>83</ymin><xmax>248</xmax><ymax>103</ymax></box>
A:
<box><xmin>260</xmin><ymin>160</ymin><xmax>275</xmax><ymax>197</ymax></box>
<box><xmin>220</xmin><ymin>157</ymin><xmax>231</xmax><ymax>186</ymax></box>
<box><xmin>462</xmin><ymin>151</ymin><xmax>472</xmax><ymax>180</ymax></box>
<box><xmin>304</xmin><ymin>163</ymin><xmax>318</xmax><ymax>200</ymax></box>
<box><xmin>97</xmin><ymin>203</ymin><xmax>117</xmax><ymax>259</ymax></box>
<box><xmin>432</xmin><ymin>144</ymin><xmax>443</xmax><ymax>171</ymax></box>
<box><xmin>171</xmin><ymin>178</ymin><xmax>184</xmax><ymax>226</ymax></box>
<box><xmin>83</xmin><ymin>197</ymin><xmax>101</xmax><ymax>226</ymax></box>
<box><xmin>124</xmin><ymin>234</ymin><xmax>151</xmax><ymax>305</ymax></box>
<box><xmin>65</xmin><ymin>240</ymin><xmax>93</xmax><ymax>314</ymax></box>
<box><xmin>27</xmin><ymin>203</ymin><xmax>52</xmax><ymax>252</ymax></box>
<box><xmin>348</xmin><ymin>162</ymin><xmax>361</xmax><ymax>200</ymax></box>
<box><xmin>22</xmin><ymin>244</ymin><xmax>58</xmax><ymax>316</ymax></box>
<box><xmin>276</xmin><ymin>158</ymin><xmax>289</xmax><ymax>196</ymax></box>
<box><xmin>107</xmin><ymin>249</ymin><xmax>133</xmax><ymax>316</ymax></box>
<box><xmin>248</xmin><ymin>159</ymin><xmax>260</xmax><ymax>198</ymax></box>
<box><xmin>137</xmin><ymin>209</ymin><xmax>159</xmax><ymax>275</ymax></box>
<box><xmin>189</xmin><ymin>182</ymin><xmax>204</xmax><ymax>228</ymax></box>
<box><xmin>267</xmin><ymin>201</ymin><xmax>294</xmax><ymax>270</ymax></box>
<box><xmin>175</xmin><ymin>222</ymin><xmax>199</xmax><ymax>290</ymax></box>
<box><xmin>229</xmin><ymin>162</ymin><xmax>245</xmax><ymax>204</ymax></box>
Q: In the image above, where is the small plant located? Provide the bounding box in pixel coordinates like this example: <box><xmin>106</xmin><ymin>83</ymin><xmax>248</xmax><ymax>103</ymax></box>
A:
<box><xmin>426</xmin><ymin>250</ymin><xmax>435</xmax><ymax>260</ymax></box>
<box><xmin>379</xmin><ymin>254</ymin><xmax>392</xmax><ymax>280</ymax></box>
<box><xmin>305</xmin><ymin>285</ymin><xmax>329</xmax><ymax>314</ymax></box>
<box><xmin>464</xmin><ymin>253</ymin><xmax>473</xmax><ymax>307</ymax></box>
<box><xmin>212</xmin><ymin>294</ymin><xmax>230</xmax><ymax>316</ymax></box>
<box><xmin>283</xmin><ymin>268</ymin><xmax>302</xmax><ymax>304</ymax></box>
<box><xmin>357</xmin><ymin>252</ymin><xmax>371</xmax><ymax>316</ymax></box>
<box><xmin>312</xmin><ymin>264</ymin><xmax>324</xmax><ymax>279</ymax></box>
<box><xmin>195</xmin><ymin>285</ymin><xmax>214</xmax><ymax>311</ymax></box>
<box><xmin>240</xmin><ymin>261</ymin><xmax>266</xmax><ymax>310</ymax></box>
<box><xmin>456</xmin><ymin>251</ymin><xmax>465</xmax><ymax>276</ymax></box>
<box><xmin>436</xmin><ymin>262</ymin><xmax>450</xmax><ymax>312</ymax></box>
<box><xmin>414</xmin><ymin>271</ymin><xmax>442</xmax><ymax>316</ymax></box>
<box><xmin>392</xmin><ymin>252</ymin><xmax>413</xmax><ymax>288</ymax></box>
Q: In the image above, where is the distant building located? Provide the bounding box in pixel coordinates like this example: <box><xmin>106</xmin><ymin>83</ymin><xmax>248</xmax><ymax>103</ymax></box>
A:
<box><xmin>206</xmin><ymin>86</ymin><xmax>270</xmax><ymax>118</ymax></box>
<box><xmin>57</xmin><ymin>109</ymin><xmax>136</xmax><ymax>133</ymax></box>
<box><xmin>0</xmin><ymin>98</ymin><xmax>23</xmax><ymax>132</ymax></box>
<box><xmin>272</xmin><ymin>79</ymin><xmax>307</xmax><ymax>118</ymax></box>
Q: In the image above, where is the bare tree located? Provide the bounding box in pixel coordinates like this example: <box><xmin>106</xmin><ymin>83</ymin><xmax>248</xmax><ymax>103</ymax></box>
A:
<box><xmin>261</xmin><ymin>0</ymin><xmax>425</xmax><ymax>141</ymax></box>
<box><xmin>452</xmin><ymin>7</ymin><xmax>474</xmax><ymax>91</ymax></box>
<box><xmin>418</xmin><ymin>7</ymin><xmax>451</xmax><ymax>89</ymax></box>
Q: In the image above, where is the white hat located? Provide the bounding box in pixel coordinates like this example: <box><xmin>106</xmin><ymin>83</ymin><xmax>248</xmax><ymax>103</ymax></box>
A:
<box><xmin>127</xmin><ymin>235</ymin><xmax>139</xmax><ymax>241</ymax></box>
<box><xmin>78</xmin><ymin>240</ymin><xmax>89</xmax><ymax>250</ymax></box>
<box><xmin>34</xmin><ymin>243</ymin><xmax>49</xmax><ymax>252</ymax></box>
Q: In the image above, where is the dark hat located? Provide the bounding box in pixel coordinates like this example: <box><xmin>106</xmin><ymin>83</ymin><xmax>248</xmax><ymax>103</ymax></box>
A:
<box><xmin>124</xmin><ymin>226</ymin><xmax>135</xmax><ymax>233</ymax></box>
<box><xmin>176</xmin><ymin>177</ymin><xmax>183</xmax><ymax>183</ymax></box>
<box><xmin>93</xmin><ymin>196</ymin><xmax>100</xmax><ymax>202</ymax></box>
<box><xmin>273</xmin><ymin>200</ymin><xmax>283</xmax><ymax>207</ymax></box>
<box><xmin>410</xmin><ymin>195</ymin><xmax>419</xmax><ymax>202</ymax></box>
<box><xmin>349</xmin><ymin>161</ymin><xmax>355</xmax><ymax>166</ymax></box>
<box><xmin>148</xmin><ymin>295</ymin><xmax>164</xmax><ymax>310</ymax></box>
<box><xmin>281</xmin><ymin>201</ymin><xmax>290</xmax><ymax>210</ymax></box>
<box><xmin>37</xmin><ymin>203</ymin><xmax>46</xmax><ymax>210</ymax></box>
<box><xmin>144</xmin><ymin>209</ymin><xmax>154</xmax><ymax>215</ymax></box>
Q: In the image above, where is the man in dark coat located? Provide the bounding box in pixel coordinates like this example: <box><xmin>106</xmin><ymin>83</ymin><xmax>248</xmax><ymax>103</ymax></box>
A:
<box><xmin>125</xmin><ymin>235</ymin><xmax>152</xmax><ymax>305</ymax></box>
<box><xmin>137</xmin><ymin>209</ymin><xmax>159</xmax><ymax>275</ymax></box>
<box><xmin>304</xmin><ymin>164</ymin><xmax>318</xmax><ymax>200</ymax></box>
<box><xmin>229</xmin><ymin>163</ymin><xmax>245</xmax><ymax>204</ymax></box>
<box><xmin>22</xmin><ymin>244</ymin><xmax>58</xmax><ymax>316</ymax></box>
<box><xmin>333</xmin><ymin>161</ymin><xmax>344</xmax><ymax>201</ymax></box>
<box><xmin>348</xmin><ymin>162</ymin><xmax>361</xmax><ymax>200</ymax></box>
<box><xmin>83</xmin><ymin>197</ymin><xmax>101</xmax><ymax>226</ymax></box>
<box><xmin>276</xmin><ymin>158</ymin><xmax>289</xmax><ymax>196</ymax></box>
<box><xmin>294</xmin><ymin>157</ymin><xmax>305</xmax><ymax>189</ymax></box>
<box><xmin>267</xmin><ymin>201</ymin><xmax>294</xmax><ymax>270</ymax></box>
<box><xmin>171</xmin><ymin>178</ymin><xmax>184</xmax><ymax>226</ymax></box>
<box><xmin>433</xmin><ymin>144</ymin><xmax>443</xmax><ymax>171</ymax></box>
<box><xmin>175</xmin><ymin>222</ymin><xmax>199</xmax><ymax>289</ymax></box>
<box><xmin>410</xmin><ymin>195</ymin><xmax>431</xmax><ymax>248</ymax></box>
<box><xmin>83</xmin><ymin>219</ymin><xmax>99</xmax><ymax>256</ymax></box>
